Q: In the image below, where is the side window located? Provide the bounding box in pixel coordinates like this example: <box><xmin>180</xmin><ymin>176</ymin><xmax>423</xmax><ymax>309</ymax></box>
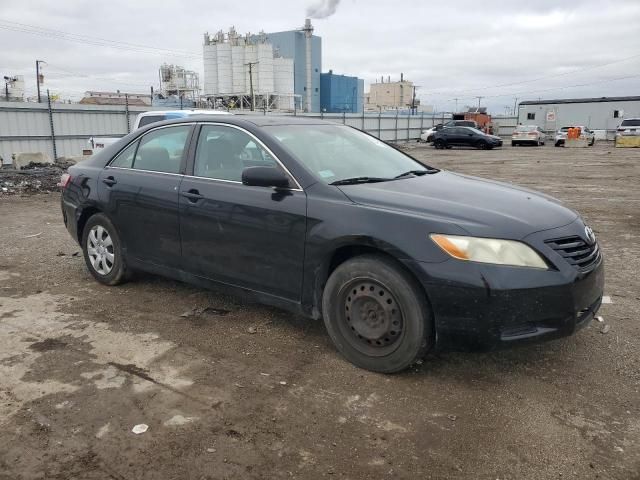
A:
<box><xmin>111</xmin><ymin>140</ymin><xmax>138</xmax><ymax>168</ymax></box>
<box><xmin>527</xmin><ymin>112</ymin><xmax>535</xmax><ymax>120</ymax></box>
<box><xmin>193</xmin><ymin>125</ymin><xmax>278</xmax><ymax>182</ymax></box>
<box><xmin>137</xmin><ymin>115</ymin><xmax>166</xmax><ymax>128</ymax></box>
<box><xmin>133</xmin><ymin>125</ymin><xmax>190</xmax><ymax>174</ymax></box>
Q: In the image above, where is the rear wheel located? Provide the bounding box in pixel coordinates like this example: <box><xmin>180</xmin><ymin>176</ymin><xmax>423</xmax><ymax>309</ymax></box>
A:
<box><xmin>322</xmin><ymin>255</ymin><xmax>432</xmax><ymax>373</ymax></box>
<box><xmin>511</xmin><ymin>141</ymin><xmax>517</xmax><ymax>147</ymax></box>
<box><xmin>82</xmin><ymin>213</ymin><xmax>127</xmax><ymax>286</ymax></box>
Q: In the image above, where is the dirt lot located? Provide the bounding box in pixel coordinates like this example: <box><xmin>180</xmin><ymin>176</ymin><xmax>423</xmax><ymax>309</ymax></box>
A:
<box><xmin>1</xmin><ymin>143</ymin><xmax>639</xmax><ymax>479</ymax></box>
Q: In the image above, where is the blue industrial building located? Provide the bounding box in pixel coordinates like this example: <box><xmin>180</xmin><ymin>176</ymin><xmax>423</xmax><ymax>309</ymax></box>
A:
<box><xmin>320</xmin><ymin>71</ymin><xmax>364</xmax><ymax>113</ymax></box>
<box><xmin>264</xmin><ymin>28</ymin><xmax>321</xmax><ymax>112</ymax></box>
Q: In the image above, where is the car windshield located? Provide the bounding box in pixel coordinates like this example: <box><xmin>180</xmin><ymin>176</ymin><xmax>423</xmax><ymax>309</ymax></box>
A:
<box><xmin>621</xmin><ymin>119</ymin><xmax>640</xmax><ymax>127</ymax></box>
<box><xmin>265</xmin><ymin>125</ymin><xmax>431</xmax><ymax>184</ymax></box>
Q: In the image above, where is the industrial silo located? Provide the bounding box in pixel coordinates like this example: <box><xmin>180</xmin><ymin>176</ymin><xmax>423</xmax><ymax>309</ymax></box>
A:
<box><xmin>273</xmin><ymin>57</ymin><xmax>294</xmax><ymax>110</ymax></box>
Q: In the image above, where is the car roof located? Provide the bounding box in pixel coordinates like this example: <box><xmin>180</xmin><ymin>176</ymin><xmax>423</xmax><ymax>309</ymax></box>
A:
<box><xmin>138</xmin><ymin>109</ymin><xmax>231</xmax><ymax>116</ymax></box>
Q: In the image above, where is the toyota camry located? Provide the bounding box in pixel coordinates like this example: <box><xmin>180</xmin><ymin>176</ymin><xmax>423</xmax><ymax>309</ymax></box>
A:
<box><xmin>60</xmin><ymin>116</ymin><xmax>604</xmax><ymax>373</ymax></box>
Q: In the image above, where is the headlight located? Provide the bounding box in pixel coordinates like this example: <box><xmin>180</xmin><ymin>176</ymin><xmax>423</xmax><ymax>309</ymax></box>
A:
<box><xmin>430</xmin><ymin>234</ymin><xmax>548</xmax><ymax>269</ymax></box>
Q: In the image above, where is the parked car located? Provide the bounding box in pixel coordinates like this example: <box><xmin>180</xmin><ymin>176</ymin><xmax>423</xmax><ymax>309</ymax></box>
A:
<box><xmin>554</xmin><ymin>126</ymin><xmax>595</xmax><ymax>147</ymax></box>
<box><xmin>61</xmin><ymin>116</ymin><xmax>604</xmax><ymax>373</ymax></box>
<box><xmin>88</xmin><ymin>109</ymin><xmax>231</xmax><ymax>152</ymax></box>
<box><xmin>419</xmin><ymin>120</ymin><xmax>480</xmax><ymax>143</ymax></box>
<box><xmin>433</xmin><ymin>126</ymin><xmax>503</xmax><ymax>149</ymax></box>
<box><xmin>419</xmin><ymin>124</ymin><xmax>442</xmax><ymax>143</ymax></box>
<box><xmin>511</xmin><ymin>125</ymin><xmax>546</xmax><ymax>146</ymax></box>
<box><xmin>616</xmin><ymin>118</ymin><xmax>640</xmax><ymax>137</ymax></box>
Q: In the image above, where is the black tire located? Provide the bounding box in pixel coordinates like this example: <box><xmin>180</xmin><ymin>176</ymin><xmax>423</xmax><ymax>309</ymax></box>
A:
<box><xmin>434</xmin><ymin>139</ymin><xmax>445</xmax><ymax>149</ymax></box>
<box><xmin>555</xmin><ymin>141</ymin><xmax>562</xmax><ymax>147</ymax></box>
<box><xmin>511</xmin><ymin>141</ymin><xmax>516</xmax><ymax>147</ymax></box>
<box><xmin>476</xmin><ymin>140</ymin><xmax>488</xmax><ymax>150</ymax></box>
<box><xmin>82</xmin><ymin>213</ymin><xmax>127</xmax><ymax>286</ymax></box>
<box><xmin>322</xmin><ymin>255</ymin><xmax>432</xmax><ymax>373</ymax></box>
<box><xmin>589</xmin><ymin>138</ymin><xmax>595</xmax><ymax>146</ymax></box>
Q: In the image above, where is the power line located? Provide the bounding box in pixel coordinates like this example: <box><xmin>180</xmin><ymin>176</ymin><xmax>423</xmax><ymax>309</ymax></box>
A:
<box><xmin>0</xmin><ymin>18</ymin><xmax>202</xmax><ymax>59</ymax></box>
<box><xmin>424</xmin><ymin>52</ymin><xmax>640</xmax><ymax>97</ymax></box>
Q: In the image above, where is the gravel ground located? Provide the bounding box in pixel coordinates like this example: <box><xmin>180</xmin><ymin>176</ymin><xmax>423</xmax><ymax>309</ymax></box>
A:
<box><xmin>0</xmin><ymin>142</ymin><xmax>639</xmax><ymax>479</ymax></box>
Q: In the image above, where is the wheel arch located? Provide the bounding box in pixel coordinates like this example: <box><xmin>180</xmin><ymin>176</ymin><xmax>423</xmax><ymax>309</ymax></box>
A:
<box><xmin>75</xmin><ymin>204</ymin><xmax>103</xmax><ymax>244</ymax></box>
<box><xmin>309</xmin><ymin>238</ymin><xmax>433</xmax><ymax>322</ymax></box>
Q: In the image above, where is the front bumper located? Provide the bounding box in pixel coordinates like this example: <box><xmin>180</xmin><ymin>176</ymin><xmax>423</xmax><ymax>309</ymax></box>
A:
<box><xmin>407</xmin><ymin>219</ymin><xmax>605</xmax><ymax>350</ymax></box>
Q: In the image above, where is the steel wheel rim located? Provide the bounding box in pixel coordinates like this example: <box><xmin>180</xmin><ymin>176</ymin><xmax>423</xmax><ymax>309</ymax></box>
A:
<box><xmin>87</xmin><ymin>225</ymin><xmax>114</xmax><ymax>276</ymax></box>
<box><xmin>338</xmin><ymin>278</ymin><xmax>404</xmax><ymax>357</ymax></box>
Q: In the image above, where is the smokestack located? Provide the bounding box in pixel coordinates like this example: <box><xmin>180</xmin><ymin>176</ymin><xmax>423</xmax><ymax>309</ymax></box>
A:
<box><xmin>400</xmin><ymin>72</ymin><xmax>403</xmax><ymax>82</ymax></box>
<box><xmin>303</xmin><ymin>19</ymin><xmax>314</xmax><ymax>112</ymax></box>
<box><xmin>388</xmin><ymin>75</ymin><xmax>391</xmax><ymax>83</ymax></box>
<box><xmin>381</xmin><ymin>75</ymin><xmax>383</xmax><ymax>83</ymax></box>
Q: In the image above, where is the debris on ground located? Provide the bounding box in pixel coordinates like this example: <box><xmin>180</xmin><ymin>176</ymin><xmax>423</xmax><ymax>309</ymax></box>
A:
<box><xmin>0</xmin><ymin>159</ymin><xmax>73</xmax><ymax>195</ymax></box>
<box><xmin>595</xmin><ymin>316</ymin><xmax>604</xmax><ymax>322</ymax></box>
<box><xmin>247</xmin><ymin>326</ymin><xmax>257</xmax><ymax>334</ymax></box>
<box><xmin>601</xmin><ymin>324</ymin><xmax>611</xmax><ymax>334</ymax></box>
<box><xmin>602</xmin><ymin>296</ymin><xmax>612</xmax><ymax>304</ymax></box>
<box><xmin>179</xmin><ymin>306</ymin><xmax>230</xmax><ymax>318</ymax></box>
<box><xmin>23</xmin><ymin>232</ymin><xmax>42</xmax><ymax>238</ymax></box>
<box><xmin>131</xmin><ymin>424</ymin><xmax>149</xmax><ymax>435</ymax></box>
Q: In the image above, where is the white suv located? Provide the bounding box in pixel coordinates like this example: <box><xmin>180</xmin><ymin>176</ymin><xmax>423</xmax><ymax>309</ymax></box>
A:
<box><xmin>616</xmin><ymin>118</ymin><xmax>640</xmax><ymax>137</ymax></box>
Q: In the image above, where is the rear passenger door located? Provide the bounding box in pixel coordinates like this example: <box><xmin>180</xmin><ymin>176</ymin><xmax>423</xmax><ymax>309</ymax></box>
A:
<box><xmin>99</xmin><ymin>124</ymin><xmax>194</xmax><ymax>268</ymax></box>
<box><xmin>178</xmin><ymin>123</ymin><xmax>307</xmax><ymax>301</ymax></box>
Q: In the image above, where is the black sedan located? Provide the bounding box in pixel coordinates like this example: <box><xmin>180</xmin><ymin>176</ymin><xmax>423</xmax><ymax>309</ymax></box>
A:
<box><xmin>61</xmin><ymin>116</ymin><xmax>604</xmax><ymax>373</ymax></box>
<box><xmin>433</xmin><ymin>126</ymin><xmax>503</xmax><ymax>149</ymax></box>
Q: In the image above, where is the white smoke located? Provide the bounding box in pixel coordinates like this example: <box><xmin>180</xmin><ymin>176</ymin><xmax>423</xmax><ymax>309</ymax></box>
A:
<box><xmin>306</xmin><ymin>0</ymin><xmax>342</xmax><ymax>19</ymax></box>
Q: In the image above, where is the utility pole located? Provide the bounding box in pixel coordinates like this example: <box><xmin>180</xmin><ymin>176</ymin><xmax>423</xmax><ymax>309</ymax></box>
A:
<box><xmin>3</xmin><ymin>76</ymin><xmax>11</xmax><ymax>101</ymax></box>
<box><xmin>36</xmin><ymin>60</ymin><xmax>45</xmax><ymax>103</ymax></box>
<box><xmin>245</xmin><ymin>61</ymin><xmax>259</xmax><ymax>111</ymax></box>
<box><xmin>476</xmin><ymin>96</ymin><xmax>483</xmax><ymax>110</ymax></box>
<box><xmin>513</xmin><ymin>97</ymin><xmax>518</xmax><ymax>116</ymax></box>
<box><xmin>454</xmin><ymin>98</ymin><xmax>459</xmax><ymax>113</ymax></box>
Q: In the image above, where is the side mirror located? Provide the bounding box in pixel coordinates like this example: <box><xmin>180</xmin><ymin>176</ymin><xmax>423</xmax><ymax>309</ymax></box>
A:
<box><xmin>242</xmin><ymin>166</ymin><xmax>290</xmax><ymax>189</ymax></box>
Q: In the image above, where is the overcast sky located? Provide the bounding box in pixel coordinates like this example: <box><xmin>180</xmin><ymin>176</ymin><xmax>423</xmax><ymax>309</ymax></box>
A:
<box><xmin>1</xmin><ymin>0</ymin><xmax>639</xmax><ymax>113</ymax></box>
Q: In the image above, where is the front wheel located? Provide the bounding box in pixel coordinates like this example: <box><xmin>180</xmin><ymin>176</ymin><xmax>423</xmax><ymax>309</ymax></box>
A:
<box><xmin>476</xmin><ymin>140</ymin><xmax>488</xmax><ymax>150</ymax></box>
<box><xmin>322</xmin><ymin>255</ymin><xmax>432</xmax><ymax>373</ymax></box>
<box><xmin>434</xmin><ymin>139</ymin><xmax>446</xmax><ymax>149</ymax></box>
<box><xmin>82</xmin><ymin>213</ymin><xmax>127</xmax><ymax>286</ymax></box>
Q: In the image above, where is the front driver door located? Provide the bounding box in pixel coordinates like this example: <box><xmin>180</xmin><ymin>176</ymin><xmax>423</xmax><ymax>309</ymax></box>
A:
<box><xmin>179</xmin><ymin>124</ymin><xmax>307</xmax><ymax>301</ymax></box>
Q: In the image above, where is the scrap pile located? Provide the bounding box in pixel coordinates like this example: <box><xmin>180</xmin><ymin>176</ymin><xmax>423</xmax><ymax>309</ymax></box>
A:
<box><xmin>0</xmin><ymin>159</ymin><xmax>75</xmax><ymax>195</ymax></box>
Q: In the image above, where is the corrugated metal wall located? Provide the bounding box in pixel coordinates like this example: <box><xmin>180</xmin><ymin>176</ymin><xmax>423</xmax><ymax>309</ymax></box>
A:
<box><xmin>0</xmin><ymin>102</ymin><xmax>520</xmax><ymax>166</ymax></box>
<box><xmin>0</xmin><ymin>102</ymin><xmax>152</xmax><ymax>165</ymax></box>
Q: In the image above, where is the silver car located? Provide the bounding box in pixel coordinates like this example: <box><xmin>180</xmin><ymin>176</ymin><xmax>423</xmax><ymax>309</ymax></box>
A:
<box><xmin>511</xmin><ymin>125</ymin><xmax>546</xmax><ymax>146</ymax></box>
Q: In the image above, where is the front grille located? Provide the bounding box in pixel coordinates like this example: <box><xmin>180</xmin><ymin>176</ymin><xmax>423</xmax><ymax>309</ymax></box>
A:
<box><xmin>545</xmin><ymin>236</ymin><xmax>601</xmax><ymax>272</ymax></box>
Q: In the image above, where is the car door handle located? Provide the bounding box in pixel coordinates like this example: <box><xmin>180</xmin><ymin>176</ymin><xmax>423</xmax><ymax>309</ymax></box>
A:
<box><xmin>181</xmin><ymin>189</ymin><xmax>204</xmax><ymax>203</ymax></box>
<box><xmin>102</xmin><ymin>176</ymin><xmax>117</xmax><ymax>186</ymax></box>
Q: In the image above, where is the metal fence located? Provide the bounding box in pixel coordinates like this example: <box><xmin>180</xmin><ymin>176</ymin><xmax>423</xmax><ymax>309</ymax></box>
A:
<box><xmin>0</xmin><ymin>96</ymin><xmax>519</xmax><ymax>165</ymax></box>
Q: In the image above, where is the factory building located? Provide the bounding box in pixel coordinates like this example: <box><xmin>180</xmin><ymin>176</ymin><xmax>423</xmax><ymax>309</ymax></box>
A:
<box><xmin>262</xmin><ymin>19</ymin><xmax>321</xmax><ymax>112</ymax></box>
<box><xmin>365</xmin><ymin>74</ymin><xmax>415</xmax><ymax>111</ymax></box>
<box><xmin>518</xmin><ymin>96</ymin><xmax>640</xmax><ymax>135</ymax></box>
<box><xmin>320</xmin><ymin>70</ymin><xmax>364</xmax><ymax>113</ymax></box>
<box><xmin>203</xmin><ymin>28</ymin><xmax>295</xmax><ymax>111</ymax></box>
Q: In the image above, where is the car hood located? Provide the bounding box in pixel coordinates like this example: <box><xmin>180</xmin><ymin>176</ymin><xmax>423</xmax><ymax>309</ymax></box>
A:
<box><xmin>337</xmin><ymin>171</ymin><xmax>578</xmax><ymax>239</ymax></box>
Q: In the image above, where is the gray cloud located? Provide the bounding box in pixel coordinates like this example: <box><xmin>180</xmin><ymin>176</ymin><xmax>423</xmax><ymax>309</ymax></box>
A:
<box><xmin>306</xmin><ymin>0</ymin><xmax>341</xmax><ymax>19</ymax></box>
<box><xmin>1</xmin><ymin>0</ymin><xmax>639</xmax><ymax>113</ymax></box>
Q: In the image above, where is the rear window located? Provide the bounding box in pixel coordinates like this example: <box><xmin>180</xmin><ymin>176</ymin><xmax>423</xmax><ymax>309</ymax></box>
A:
<box><xmin>138</xmin><ymin>115</ymin><xmax>166</xmax><ymax>128</ymax></box>
<box><xmin>620</xmin><ymin>119</ymin><xmax>640</xmax><ymax>127</ymax></box>
<box><xmin>515</xmin><ymin>126</ymin><xmax>536</xmax><ymax>132</ymax></box>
